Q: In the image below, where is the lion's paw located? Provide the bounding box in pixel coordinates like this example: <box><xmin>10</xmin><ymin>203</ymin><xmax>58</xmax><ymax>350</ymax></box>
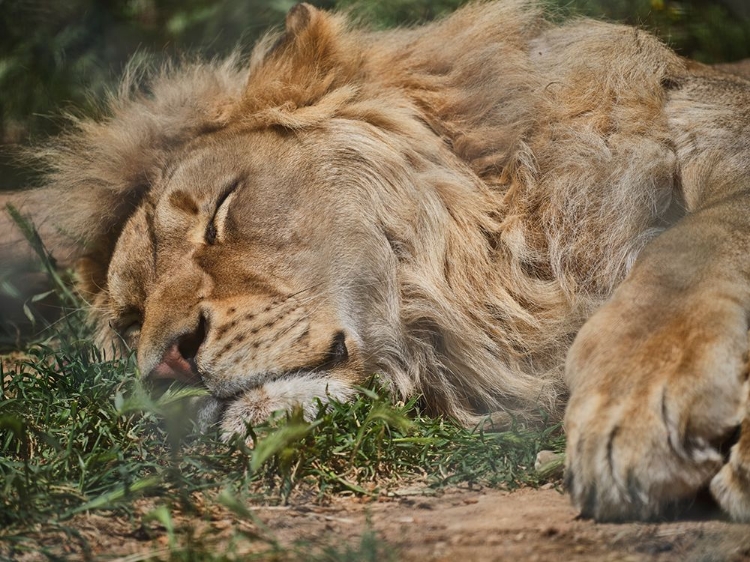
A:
<box><xmin>564</xmin><ymin>299</ymin><xmax>748</xmax><ymax>521</ymax></box>
<box><xmin>565</xmin><ymin>384</ymin><xmax>725</xmax><ymax>520</ymax></box>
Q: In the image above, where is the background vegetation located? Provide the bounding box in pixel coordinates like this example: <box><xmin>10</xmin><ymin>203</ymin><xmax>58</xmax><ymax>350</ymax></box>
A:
<box><xmin>1</xmin><ymin>0</ymin><xmax>749</xmax><ymax>175</ymax></box>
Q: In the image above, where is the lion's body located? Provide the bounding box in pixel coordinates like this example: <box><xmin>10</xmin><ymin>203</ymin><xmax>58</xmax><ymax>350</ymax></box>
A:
<box><xmin>5</xmin><ymin>0</ymin><xmax>750</xmax><ymax>521</ymax></box>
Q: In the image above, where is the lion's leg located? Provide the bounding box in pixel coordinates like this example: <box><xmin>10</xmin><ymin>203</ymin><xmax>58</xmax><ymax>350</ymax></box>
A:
<box><xmin>564</xmin><ymin>196</ymin><xmax>750</xmax><ymax>520</ymax></box>
<box><xmin>564</xmin><ymin>66</ymin><xmax>750</xmax><ymax>521</ymax></box>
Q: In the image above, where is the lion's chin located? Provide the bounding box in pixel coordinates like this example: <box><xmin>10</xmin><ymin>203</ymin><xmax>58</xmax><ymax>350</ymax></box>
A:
<box><xmin>216</xmin><ymin>375</ymin><xmax>358</xmax><ymax>443</ymax></box>
<box><xmin>190</xmin><ymin>395</ymin><xmax>226</xmax><ymax>432</ymax></box>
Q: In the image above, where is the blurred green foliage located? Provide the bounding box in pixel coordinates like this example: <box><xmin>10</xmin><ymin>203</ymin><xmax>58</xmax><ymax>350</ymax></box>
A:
<box><xmin>0</xmin><ymin>0</ymin><xmax>749</xmax><ymax>187</ymax></box>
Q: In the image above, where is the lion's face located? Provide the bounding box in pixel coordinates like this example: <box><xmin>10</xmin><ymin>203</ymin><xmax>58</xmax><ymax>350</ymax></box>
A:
<box><xmin>104</xmin><ymin>125</ymin><xmax>400</xmax><ymax>434</ymax></box>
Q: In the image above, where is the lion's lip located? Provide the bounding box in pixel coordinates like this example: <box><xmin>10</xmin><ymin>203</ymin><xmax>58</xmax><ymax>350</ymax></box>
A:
<box><xmin>149</xmin><ymin>361</ymin><xmax>201</xmax><ymax>385</ymax></box>
<box><xmin>198</xmin><ymin>339</ymin><xmax>352</xmax><ymax>400</ymax></box>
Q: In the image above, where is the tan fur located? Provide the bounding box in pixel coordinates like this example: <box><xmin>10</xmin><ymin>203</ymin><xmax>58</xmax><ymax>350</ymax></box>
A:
<box><xmin>5</xmin><ymin>0</ymin><xmax>750</xmax><ymax>521</ymax></box>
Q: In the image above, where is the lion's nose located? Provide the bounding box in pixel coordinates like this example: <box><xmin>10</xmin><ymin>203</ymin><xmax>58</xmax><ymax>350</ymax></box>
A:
<box><xmin>147</xmin><ymin>316</ymin><xmax>207</xmax><ymax>385</ymax></box>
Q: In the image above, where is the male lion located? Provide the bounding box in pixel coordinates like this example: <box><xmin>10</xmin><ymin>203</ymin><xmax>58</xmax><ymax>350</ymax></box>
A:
<box><xmin>3</xmin><ymin>0</ymin><xmax>750</xmax><ymax>522</ymax></box>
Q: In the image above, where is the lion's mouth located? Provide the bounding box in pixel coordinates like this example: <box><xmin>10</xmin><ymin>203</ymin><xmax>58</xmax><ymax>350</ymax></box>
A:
<box><xmin>148</xmin><ymin>329</ymin><xmax>356</xmax><ymax>434</ymax></box>
<box><xmin>170</xmin><ymin>365</ymin><xmax>361</xmax><ymax>439</ymax></box>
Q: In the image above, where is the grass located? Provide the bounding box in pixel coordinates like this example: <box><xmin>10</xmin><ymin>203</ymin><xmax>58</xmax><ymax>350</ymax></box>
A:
<box><xmin>0</xmin><ymin>216</ymin><xmax>564</xmax><ymax>560</ymax></box>
<box><xmin>0</xmin><ymin>333</ymin><xmax>564</xmax><ymax>559</ymax></box>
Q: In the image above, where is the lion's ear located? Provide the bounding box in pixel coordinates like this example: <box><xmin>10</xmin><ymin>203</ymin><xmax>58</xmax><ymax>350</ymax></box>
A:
<box><xmin>277</xmin><ymin>3</ymin><xmax>343</xmax><ymax>62</ymax></box>
<box><xmin>240</xmin><ymin>3</ymin><xmax>362</xmax><ymax>119</ymax></box>
<box><xmin>285</xmin><ymin>3</ymin><xmax>316</xmax><ymax>36</ymax></box>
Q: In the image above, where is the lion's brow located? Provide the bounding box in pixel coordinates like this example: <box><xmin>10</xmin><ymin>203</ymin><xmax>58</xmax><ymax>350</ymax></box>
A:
<box><xmin>206</xmin><ymin>177</ymin><xmax>242</xmax><ymax>244</ymax></box>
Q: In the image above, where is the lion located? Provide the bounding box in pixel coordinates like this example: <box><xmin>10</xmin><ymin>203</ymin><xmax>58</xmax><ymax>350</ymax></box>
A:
<box><xmin>3</xmin><ymin>0</ymin><xmax>750</xmax><ymax>522</ymax></box>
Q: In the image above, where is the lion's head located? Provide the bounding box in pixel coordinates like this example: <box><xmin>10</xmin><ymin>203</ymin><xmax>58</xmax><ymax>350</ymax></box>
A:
<box><xmin>106</xmin><ymin>126</ymin><xmax>389</xmax><ymax>435</ymax></box>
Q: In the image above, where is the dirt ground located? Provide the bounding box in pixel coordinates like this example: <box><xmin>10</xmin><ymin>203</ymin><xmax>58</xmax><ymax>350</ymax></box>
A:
<box><xmin>10</xmin><ymin>486</ymin><xmax>750</xmax><ymax>561</ymax></box>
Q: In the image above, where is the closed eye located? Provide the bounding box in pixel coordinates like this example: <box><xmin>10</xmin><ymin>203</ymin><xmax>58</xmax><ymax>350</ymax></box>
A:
<box><xmin>206</xmin><ymin>179</ymin><xmax>240</xmax><ymax>245</ymax></box>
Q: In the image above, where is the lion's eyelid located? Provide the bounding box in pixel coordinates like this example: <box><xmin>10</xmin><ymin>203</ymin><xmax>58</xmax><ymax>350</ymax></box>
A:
<box><xmin>206</xmin><ymin>179</ymin><xmax>240</xmax><ymax>244</ymax></box>
<box><xmin>205</xmin><ymin>222</ymin><xmax>218</xmax><ymax>244</ymax></box>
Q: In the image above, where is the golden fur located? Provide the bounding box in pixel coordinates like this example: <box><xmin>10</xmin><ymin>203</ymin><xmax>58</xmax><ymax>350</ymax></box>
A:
<box><xmin>4</xmin><ymin>0</ymin><xmax>750</xmax><ymax>522</ymax></box>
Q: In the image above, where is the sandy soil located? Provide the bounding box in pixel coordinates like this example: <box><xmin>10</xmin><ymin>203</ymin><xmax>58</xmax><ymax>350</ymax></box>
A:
<box><xmin>8</xmin><ymin>486</ymin><xmax>750</xmax><ymax>561</ymax></box>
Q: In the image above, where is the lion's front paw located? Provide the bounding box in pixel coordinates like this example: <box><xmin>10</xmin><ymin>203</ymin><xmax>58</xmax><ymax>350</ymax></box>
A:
<box><xmin>564</xmin><ymin>298</ymin><xmax>748</xmax><ymax>521</ymax></box>
<box><xmin>565</xmin><ymin>385</ymin><xmax>724</xmax><ymax>520</ymax></box>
